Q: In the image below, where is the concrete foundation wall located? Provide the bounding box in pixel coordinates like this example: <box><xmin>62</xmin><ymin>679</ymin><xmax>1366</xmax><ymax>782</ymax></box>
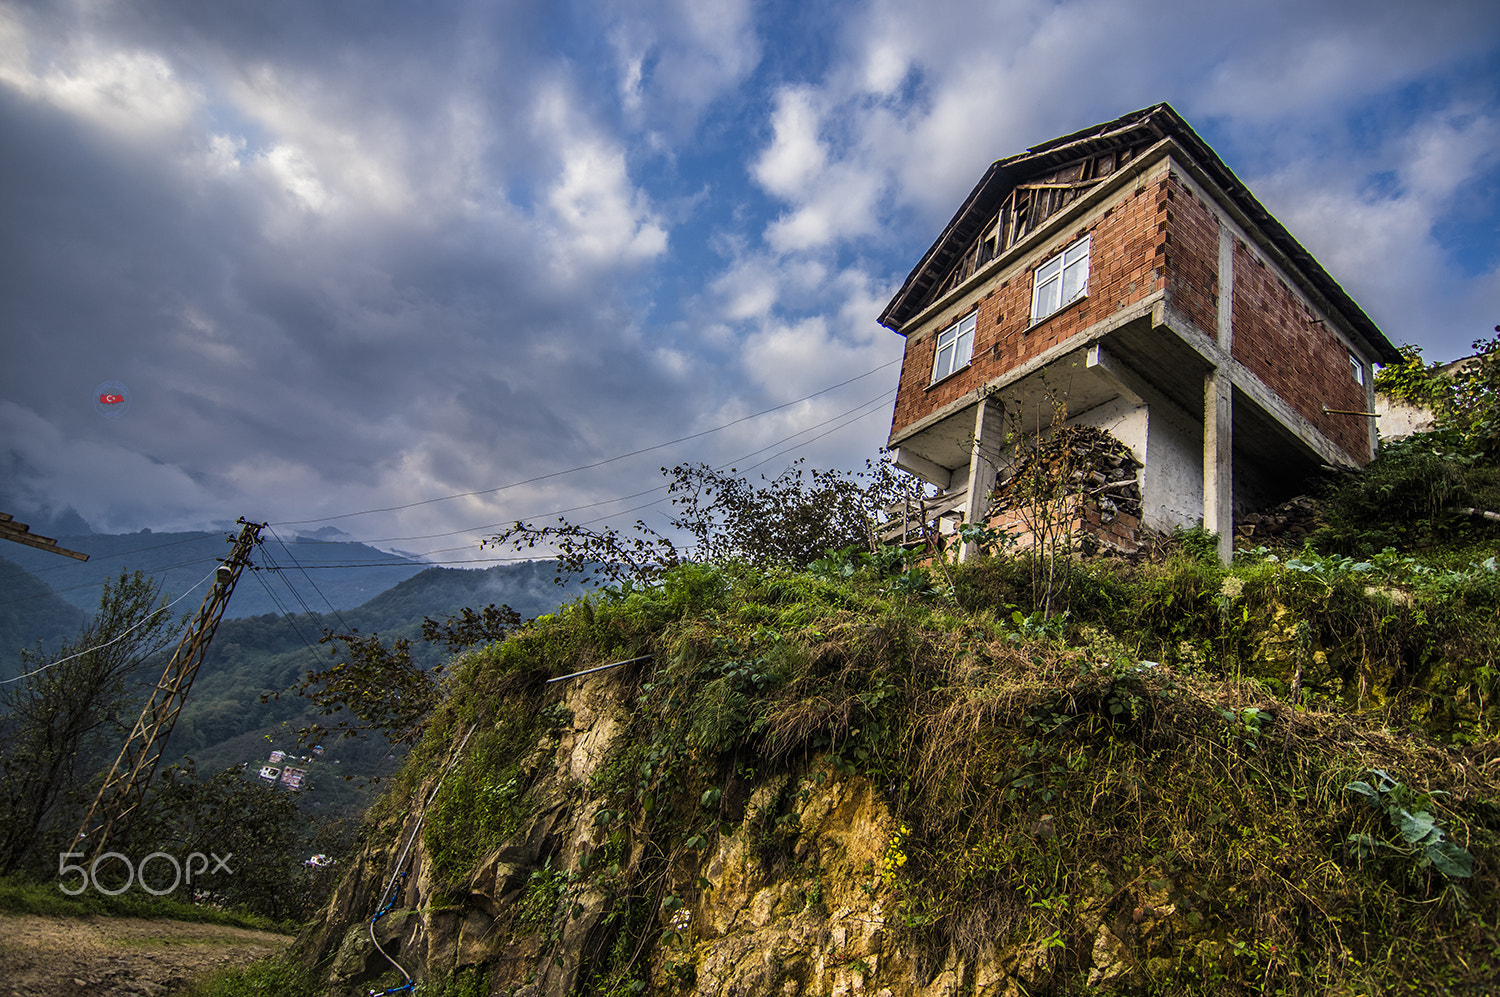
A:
<box><xmin>1069</xmin><ymin>397</ymin><xmax>1147</xmax><ymax>459</ymax></box>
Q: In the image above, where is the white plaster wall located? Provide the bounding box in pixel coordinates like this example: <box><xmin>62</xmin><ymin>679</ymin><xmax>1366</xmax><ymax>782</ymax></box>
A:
<box><xmin>1067</xmin><ymin>396</ymin><xmax>1149</xmax><ymax>461</ymax></box>
<box><xmin>1142</xmin><ymin>402</ymin><xmax>1205</xmax><ymax>532</ymax></box>
<box><xmin>1374</xmin><ymin>394</ymin><xmax>1435</xmax><ymax>441</ymax></box>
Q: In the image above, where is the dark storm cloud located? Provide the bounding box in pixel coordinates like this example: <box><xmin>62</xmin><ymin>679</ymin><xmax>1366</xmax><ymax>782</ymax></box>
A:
<box><xmin>0</xmin><ymin>0</ymin><xmax>719</xmax><ymax>544</ymax></box>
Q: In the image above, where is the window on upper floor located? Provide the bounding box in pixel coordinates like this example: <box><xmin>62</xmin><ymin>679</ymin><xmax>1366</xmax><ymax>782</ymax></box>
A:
<box><xmin>1349</xmin><ymin>352</ymin><xmax>1365</xmax><ymax>385</ymax></box>
<box><xmin>1030</xmin><ymin>235</ymin><xmax>1091</xmax><ymax>324</ymax></box>
<box><xmin>931</xmin><ymin>311</ymin><xmax>977</xmax><ymax>383</ymax></box>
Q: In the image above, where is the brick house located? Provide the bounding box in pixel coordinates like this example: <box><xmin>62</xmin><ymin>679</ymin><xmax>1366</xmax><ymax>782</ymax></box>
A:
<box><xmin>880</xmin><ymin>104</ymin><xmax>1401</xmax><ymax>560</ymax></box>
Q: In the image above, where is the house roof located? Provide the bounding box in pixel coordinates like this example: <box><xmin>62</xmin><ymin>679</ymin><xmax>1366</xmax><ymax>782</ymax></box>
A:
<box><xmin>878</xmin><ymin>103</ymin><xmax>1401</xmax><ymax>364</ymax></box>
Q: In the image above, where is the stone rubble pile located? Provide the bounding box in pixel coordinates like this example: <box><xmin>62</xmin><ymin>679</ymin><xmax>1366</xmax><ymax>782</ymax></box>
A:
<box><xmin>1235</xmin><ymin>494</ymin><xmax>1321</xmax><ymax>545</ymax></box>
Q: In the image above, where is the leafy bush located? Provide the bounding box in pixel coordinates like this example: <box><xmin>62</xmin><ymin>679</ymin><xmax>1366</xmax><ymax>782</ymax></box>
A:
<box><xmin>488</xmin><ymin>458</ymin><xmax>919</xmax><ymax>585</ymax></box>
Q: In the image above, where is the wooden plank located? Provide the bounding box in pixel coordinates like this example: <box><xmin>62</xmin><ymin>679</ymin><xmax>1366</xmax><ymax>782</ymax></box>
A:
<box><xmin>0</xmin><ymin>518</ymin><xmax>89</xmax><ymax>560</ymax></box>
<box><xmin>1016</xmin><ymin>181</ymin><xmax>1100</xmax><ymax>191</ymax></box>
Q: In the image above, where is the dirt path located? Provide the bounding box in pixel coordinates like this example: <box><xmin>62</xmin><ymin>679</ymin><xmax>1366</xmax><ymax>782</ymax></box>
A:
<box><xmin>0</xmin><ymin>914</ymin><xmax>292</xmax><ymax>997</ymax></box>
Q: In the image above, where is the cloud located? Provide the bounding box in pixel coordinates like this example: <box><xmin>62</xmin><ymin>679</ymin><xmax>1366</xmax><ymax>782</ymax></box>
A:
<box><xmin>1197</xmin><ymin>1</ymin><xmax>1500</xmax><ymax>122</ymax></box>
<box><xmin>0</xmin><ymin>12</ymin><xmax>201</xmax><ymax>138</ymax></box>
<box><xmin>752</xmin><ymin>87</ymin><xmax>826</xmax><ymax>198</ymax></box>
<box><xmin>533</xmin><ymin>80</ymin><xmax>668</xmax><ymax>276</ymax></box>
<box><xmin>0</xmin><ymin>401</ymin><xmax>220</xmax><ymax>534</ymax></box>
<box><xmin>607</xmin><ymin>0</ymin><xmax>761</xmax><ymax>133</ymax></box>
<box><xmin>1250</xmin><ymin>104</ymin><xmax>1500</xmax><ymax>358</ymax></box>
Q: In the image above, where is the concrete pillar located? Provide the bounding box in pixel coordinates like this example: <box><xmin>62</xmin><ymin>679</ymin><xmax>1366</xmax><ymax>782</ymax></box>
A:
<box><xmin>1217</xmin><ymin>226</ymin><xmax>1234</xmax><ymax>352</ymax></box>
<box><xmin>1205</xmin><ymin>223</ymin><xmax>1235</xmax><ymax>563</ymax></box>
<box><xmin>962</xmin><ymin>397</ymin><xmax>1005</xmax><ymax>561</ymax></box>
<box><xmin>1203</xmin><ymin>371</ymin><xmax>1233</xmax><ymax>563</ymax></box>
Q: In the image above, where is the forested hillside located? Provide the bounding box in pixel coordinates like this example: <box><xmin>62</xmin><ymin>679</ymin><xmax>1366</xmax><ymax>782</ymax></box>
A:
<box><xmin>0</xmin><ymin>555</ymin><xmax>590</xmax><ymax>889</ymax></box>
<box><xmin>174</xmin><ymin>561</ymin><xmax>591</xmax><ymax>805</ymax></box>
<box><xmin>0</xmin><ymin>556</ymin><xmax>84</xmax><ymax>672</ymax></box>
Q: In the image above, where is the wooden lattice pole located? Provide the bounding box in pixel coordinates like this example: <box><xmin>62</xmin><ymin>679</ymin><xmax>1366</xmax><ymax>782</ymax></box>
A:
<box><xmin>70</xmin><ymin>519</ymin><xmax>264</xmax><ymax>857</ymax></box>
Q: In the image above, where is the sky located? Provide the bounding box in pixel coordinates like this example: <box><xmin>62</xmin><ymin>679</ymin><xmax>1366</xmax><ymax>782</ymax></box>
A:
<box><xmin>2</xmin><ymin>0</ymin><xmax>1498</xmax><ymax>566</ymax></box>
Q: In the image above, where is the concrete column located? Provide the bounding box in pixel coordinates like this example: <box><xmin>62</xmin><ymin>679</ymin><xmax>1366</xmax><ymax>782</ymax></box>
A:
<box><xmin>962</xmin><ymin>396</ymin><xmax>1005</xmax><ymax>561</ymax></box>
<box><xmin>1203</xmin><ymin>370</ymin><xmax>1233</xmax><ymax>563</ymax></box>
<box><xmin>1205</xmin><ymin>223</ymin><xmax>1235</xmax><ymax>564</ymax></box>
<box><xmin>1217</xmin><ymin>226</ymin><xmax>1234</xmax><ymax>352</ymax></box>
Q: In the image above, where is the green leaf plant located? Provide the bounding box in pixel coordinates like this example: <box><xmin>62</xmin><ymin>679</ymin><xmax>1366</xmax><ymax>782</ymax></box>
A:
<box><xmin>1345</xmin><ymin>769</ymin><xmax>1473</xmax><ymax>880</ymax></box>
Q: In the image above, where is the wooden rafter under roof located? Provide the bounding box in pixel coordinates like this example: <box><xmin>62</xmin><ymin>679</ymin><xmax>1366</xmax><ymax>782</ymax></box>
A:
<box><xmin>0</xmin><ymin>513</ymin><xmax>89</xmax><ymax>561</ymax></box>
<box><xmin>878</xmin><ymin>103</ymin><xmax>1401</xmax><ymax>365</ymax></box>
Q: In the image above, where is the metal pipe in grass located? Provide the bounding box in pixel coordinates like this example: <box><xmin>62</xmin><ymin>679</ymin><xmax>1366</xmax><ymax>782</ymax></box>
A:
<box><xmin>546</xmin><ymin>654</ymin><xmax>653</xmax><ymax>684</ymax></box>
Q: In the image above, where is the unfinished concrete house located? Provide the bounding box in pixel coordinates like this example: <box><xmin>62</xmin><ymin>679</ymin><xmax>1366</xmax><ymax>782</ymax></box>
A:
<box><xmin>880</xmin><ymin>104</ymin><xmax>1401</xmax><ymax>560</ymax></box>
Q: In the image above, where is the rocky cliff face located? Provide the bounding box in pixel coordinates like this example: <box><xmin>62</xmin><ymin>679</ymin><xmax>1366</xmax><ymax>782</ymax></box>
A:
<box><xmin>298</xmin><ymin>667</ymin><xmax>1131</xmax><ymax>997</ymax></box>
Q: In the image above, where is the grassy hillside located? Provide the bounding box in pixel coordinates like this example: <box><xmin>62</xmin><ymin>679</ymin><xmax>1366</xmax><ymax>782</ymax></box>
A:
<box><xmin>268</xmin><ymin>527</ymin><xmax>1500</xmax><ymax>996</ymax></box>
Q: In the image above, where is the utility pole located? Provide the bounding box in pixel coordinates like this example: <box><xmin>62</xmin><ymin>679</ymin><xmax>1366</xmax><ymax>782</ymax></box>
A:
<box><xmin>71</xmin><ymin>518</ymin><xmax>264</xmax><ymax>857</ymax></box>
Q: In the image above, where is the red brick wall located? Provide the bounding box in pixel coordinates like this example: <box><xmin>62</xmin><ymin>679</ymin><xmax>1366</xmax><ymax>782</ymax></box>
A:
<box><xmin>1163</xmin><ymin>173</ymin><xmax>1219</xmax><ymax>338</ymax></box>
<box><xmin>984</xmin><ymin>502</ymin><xmax>1140</xmax><ymax>554</ymax></box>
<box><xmin>1230</xmin><ymin>239</ymin><xmax>1371</xmax><ymax>462</ymax></box>
<box><xmin>890</xmin><ymin>178</ymin><xmax>1167</xmax><ymax>442</ymax></box>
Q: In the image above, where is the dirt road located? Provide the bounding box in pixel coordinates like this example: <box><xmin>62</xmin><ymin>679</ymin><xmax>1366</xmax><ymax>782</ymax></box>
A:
<box><xmin>0</xmin><ymin>913</ymin><xmax>292</xmax><ymax>996</ymax></box>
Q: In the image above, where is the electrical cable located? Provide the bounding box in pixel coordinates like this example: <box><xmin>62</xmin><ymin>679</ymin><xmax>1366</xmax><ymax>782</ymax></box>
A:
<box><xmin>0</xmin><ymin>565</ymin><xmax>219</xmax><ymax>685</ymax></box>
<box><xmin>15</xmin><ymin>532</ymin><xmax>227</xmax><ymax>577</ymax></box>
<box><xmin>538</xmin><ymin>392</ymin><xmax>895</xmax><ymax>535</ymax></box>
<box><xmin>266</xmin><ymin>528</ymin><xmax>353</xmax><ymax>633</ymax></box>
<box><xmin>249</xmin><ymin>566</ymin><xmax>323</xmax><ymax>662</ymax></box>
<box><xmin>276</xmin><ymin>384</ymin><xmax>897</xmax><ymax>559</ymax></box>
<box><xmin>256</xmin><ymin>389</ymin><xmax>898</xmax><ymax>568</ymax></box>
<box><xmin>367</xmin><ymin>724</ymin><xmax>478</xmax><ymax>995</ymax></box>
<box><xmin>271</xmin><ymin>357</ymin><xmax>900</xmax><ymax>527</ymax></box>
<box><xmin>258</xmin><ymin>555</ymin><xmax>542</xmax><ymax>568</ymax></box>
<box><xmin>0</xmin><ymin>551</ymin><xmax>235</xmax><ymax>609</ymax></box>
<box><xmin>737</xmin><ymin>391</ymin><xmax>894</xmax><ymax>474</ymax></box>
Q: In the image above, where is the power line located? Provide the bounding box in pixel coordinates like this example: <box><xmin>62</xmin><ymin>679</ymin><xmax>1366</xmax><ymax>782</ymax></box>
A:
<box><xmin>248</xmin><ymin>566</ymin><xmax>324</xmax><ymax>661</ymax></box>
<box><xmin>260</xmin><ymin>554</ymin><xmax>541</xmax><ymax>569</ymax></box>
<box><xmin>278</xmin><ymin>383</ymin><xmax>898</xmax><ymax>556</ymax></box>
<box><xmin>271</xmin><ymin>357</ymin><xmax>901</xmax><ymax>526</ymax></box>
<box><xmin>507</xmin><ymin>390</ymin><xmax>896</xmax><ymax>542</ymax></box>
<box><xmin>738</xmin><ymin>391</ymin><xmax>893</xmax><ymax>473</ymax></box>
<box><xmin>256</xmin><ymin>388</ymin><xmax>898</xmax><ymax>569</ymax></box>
<box><xmin>0</xmin><ymin>551</ymin><xmax>234</xmax><ymax>610</ymax></box>
<box><xmin>16</xmin><ymin>532</ymin><xmax>226</xmax><ymax>577</ymax></box>
<box><xmin>266</xmin><ymin>527</ymin><xmax>353</xmax><ymax>633</ymax></box>
<box><xmin>1</xmin><ymin>565</ymin><xmax>218</xmax><ymax>685</ymax></box>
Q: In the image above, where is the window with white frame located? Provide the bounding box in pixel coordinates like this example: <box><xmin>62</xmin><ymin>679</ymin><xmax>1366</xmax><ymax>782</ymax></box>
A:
<box><xmin>931</xmin><ymin>311</ymin><xmax>977</xmax><ymax>382</ymax></box>
<box><xmin>1030</xmin><ymin>235</ymin><xmax>1091</xmax><ymax>323</ymax></box>
<box><xmin>1349</xmin><ymin>352</ymin><xmax>1364</xmax><ymax>385</ymax></box>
